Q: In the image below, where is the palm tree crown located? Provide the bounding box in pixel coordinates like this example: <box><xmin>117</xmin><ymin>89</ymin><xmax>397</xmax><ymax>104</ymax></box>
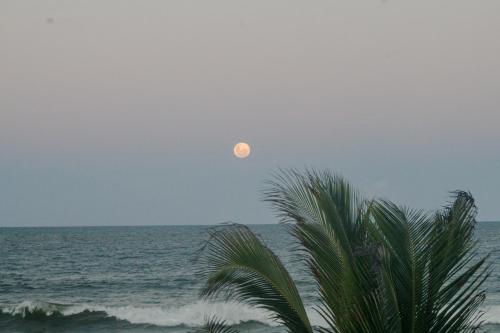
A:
<box><xmin>199</xmin><ymin>169</ymin><xmax>491</xmax><ymax>333</ymax></box>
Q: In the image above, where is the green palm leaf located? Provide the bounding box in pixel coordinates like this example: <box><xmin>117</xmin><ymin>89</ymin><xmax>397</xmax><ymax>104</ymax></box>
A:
<box><xmin>265</xmin><ymin>169</ymin><xmax>387</xmax><ymax>333</ymax></box>
<box><xmin>372</xmin><ymin>191</ymin><xmax>491</xmax><ymax>333</ymax></box>
<box><xmin>199</xmin><ymin>169</ymin><xmax>491</xmax><ymax>333</ymax></box>
<box><xmin>200</xmin><ymin>224</ymin><xmax>312</xmax><ymax>333</ymax></box>
<box><xmin>197</xmin><ymin>317</ymin><xmax>239</xmax><ymax>333</ymax></box>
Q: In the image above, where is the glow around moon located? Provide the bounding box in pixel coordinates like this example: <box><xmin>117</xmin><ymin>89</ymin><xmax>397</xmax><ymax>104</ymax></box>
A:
<box><xmin>233</xmin><ymin>142</ymin><xmax>251</xmax><ymax>158</ymax></box>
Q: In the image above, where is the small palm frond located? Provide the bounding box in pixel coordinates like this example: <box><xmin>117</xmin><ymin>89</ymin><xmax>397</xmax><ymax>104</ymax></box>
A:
<box><xmin>199</xmin><ymin>224</ymin><xmax>313</xmax><ymax>333</ymax></box>
<box><xmin>265</xmin><ymin>169</ymin><xmax>386</xmax><ymax>333</ymax></box>
<box><xmin>197</xmin><ymin>317</ymin><xmax>239</xmax><ymax>333</ymax></box>
<box><xmin>427</xmin><ymin>191</ymin><xmax>491</xmax><ymax>333</ymax></box>
<box><xmin>371</xmin><ymin>201</ymin><xmax>434</xmax><ymax>332</ymax></box>
<box><xmin>372</xmin><ymin>191</ymin><xmax>491</xmax><ymax>333</ymax></box>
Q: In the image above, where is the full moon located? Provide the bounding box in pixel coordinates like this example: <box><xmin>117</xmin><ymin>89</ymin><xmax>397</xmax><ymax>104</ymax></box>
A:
<box><xmin>233</xmin><ymin>142</ymin><xmax>251</xmax><ymax>158</ymax></box>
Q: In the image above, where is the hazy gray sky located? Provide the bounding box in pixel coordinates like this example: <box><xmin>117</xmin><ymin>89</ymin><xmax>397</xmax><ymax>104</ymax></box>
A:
<box><xmin>1</xmin><ymin>0</ymin><xmax>499</xmax><ymax>226</ymax></box>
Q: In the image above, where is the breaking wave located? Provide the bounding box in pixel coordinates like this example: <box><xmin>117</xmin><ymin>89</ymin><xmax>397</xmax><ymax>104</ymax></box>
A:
<box><xmin>1</xmin><ymin>300</ymin><xmax>499</xmax><ymax>328</ymax></box>
<box><xmin>0</xmin><ymin>300</ymin><xmax>276</xmax><ymax>327</ymax></box>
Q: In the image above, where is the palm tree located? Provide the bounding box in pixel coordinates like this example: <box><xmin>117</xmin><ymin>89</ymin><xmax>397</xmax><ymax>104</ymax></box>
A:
<box><xmin>199</xmin><ymin>169</ymin><xmax>491</xmax><ymax>333</ymax></box>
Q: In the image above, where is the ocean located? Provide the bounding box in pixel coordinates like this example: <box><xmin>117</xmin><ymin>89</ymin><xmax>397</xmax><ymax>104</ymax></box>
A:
<box><xmin>1</xmin><ymin>223</ymin><xmax>499</xmax><ymax>333</ymax></box>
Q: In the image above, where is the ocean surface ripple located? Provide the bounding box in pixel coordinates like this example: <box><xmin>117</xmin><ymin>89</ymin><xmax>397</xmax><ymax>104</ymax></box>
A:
<box><xmin>1</xmin><ymin>224</ymin><xmax>499</xmax><ymax>332</ymax></box>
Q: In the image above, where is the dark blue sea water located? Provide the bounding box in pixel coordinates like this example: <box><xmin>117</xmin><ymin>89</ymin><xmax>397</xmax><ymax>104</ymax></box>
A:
<box><xmin>1</xmin><ymin>223</ymin><xmax>499</xmax><ymax>332</ymax></box>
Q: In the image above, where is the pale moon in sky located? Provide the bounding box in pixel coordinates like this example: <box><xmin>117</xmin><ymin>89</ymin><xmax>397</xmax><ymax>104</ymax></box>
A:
<box><xmin>233</xmin><ymin>142</ymin><xmax>251</xmax><ymax>158</ymax></box>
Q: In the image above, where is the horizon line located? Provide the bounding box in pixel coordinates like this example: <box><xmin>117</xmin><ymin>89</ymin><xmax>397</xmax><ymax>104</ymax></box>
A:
<box><xmin>1</xmin><ymin>221</ymin><xmax>499</xmax><ymax>229</ymax></box>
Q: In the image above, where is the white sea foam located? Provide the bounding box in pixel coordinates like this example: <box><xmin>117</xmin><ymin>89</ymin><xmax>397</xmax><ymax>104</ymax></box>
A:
<box><xmin>2</xmin><ymin>300</ymin><xmax>62</xmax><ymax>317</ymax></box>
<box><xmin>3</xmin><ymin>300</ymin><xmax>499</xmax><ymax>327</ymax></box>
<box><xmin>2</xmin><ymin>300</ymin><xmax>277</xmax><ymax>327</ymax></box>
<box><xmin>68</xmin><ymin>301</ymin><xmax>278</xmax><ymax>327</ymax></box>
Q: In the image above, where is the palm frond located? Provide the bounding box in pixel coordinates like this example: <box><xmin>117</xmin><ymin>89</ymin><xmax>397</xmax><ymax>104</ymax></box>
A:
<box><xmin>200</xmin><ymin>169</ymin><xmax>491</xmax><ymax>333</ymax></box>
<box><xmin>372</xmin><ymin>191</ymin><xmax>491</xmax><ymax>333</ymax></box>
<box><xmin>427</xmin><ymin>191</ymin><xmax>491</xmax><ymax>333</ymax></box>
<box><xmin>199</xmin><ymin>224</ymin><xmax>312</xmax><ymax>333</ymax></box>
<box><xmin>265</xmin><ymin>169</ymin><xmax>387</xmax><ymax>333</ymax></box>
<box><xmin>372</xmin><ymin>201</ymin><xmax>434</xmax><ymax>332</ymax></box>
<box><xmin>197</xmin><ymin>317</ymin><xmax>239</xmax><ymax>333</ymax></box>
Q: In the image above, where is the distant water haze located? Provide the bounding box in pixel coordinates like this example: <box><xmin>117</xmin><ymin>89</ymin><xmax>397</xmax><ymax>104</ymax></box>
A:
<box><xmin>1</xmin><ymin>0</ymin><xmax>500</xmax><ymax>226</ymax></box>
